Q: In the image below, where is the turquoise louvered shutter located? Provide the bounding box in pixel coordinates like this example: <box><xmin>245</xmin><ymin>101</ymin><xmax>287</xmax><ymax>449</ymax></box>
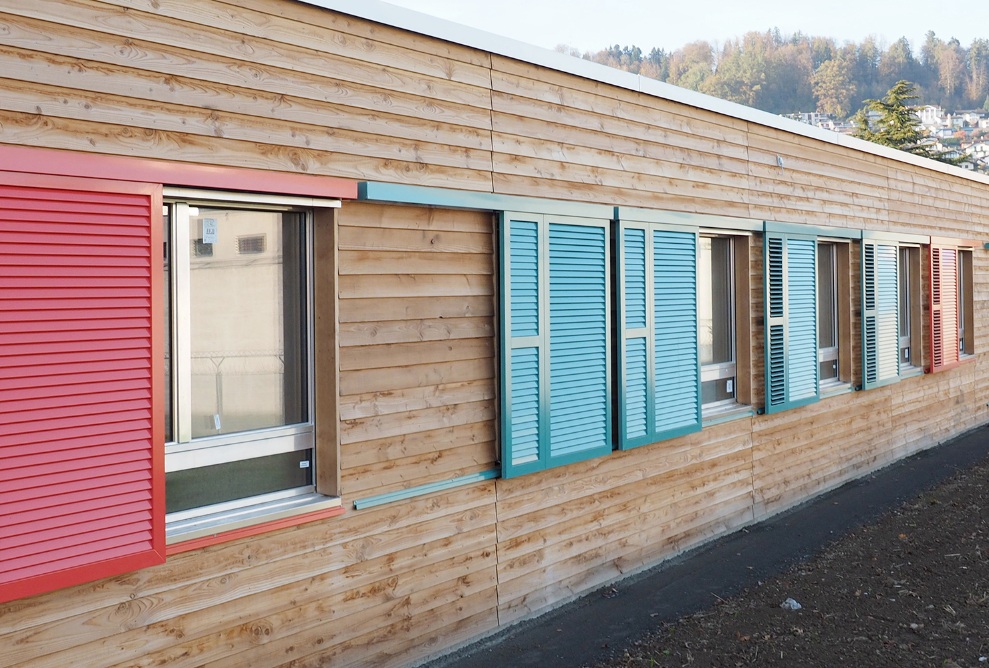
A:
<box><xmin>500</xmin><ymin>213</ymin><xmax>611</xmax><ymax>477</ymax></box>
<box><xmin>502</xmin><ymin>216</ymin><xmax>543</xmax><ymax>476</ymax></box>
<box><xmin>618</xmin><ymin>223</ymin><xmax>700</xmax><ymax>449</ymax></box>
<box><xmin>861</xmin><ymin>241</ymin><xmax>900</xmax><ymax>389</ymax></box>
<box><xmin>547</xmin><ymin>222</ymin><xmax>611</xmax><ymax>463</ymax></box>
<box><xmin>763</xmin><ymin>233</ymin><xmax>819</xmax><ymax>413</ymax></box>
<box><xmin>619</xmin><ymin>226</ymin><xmax>650</xmax><ymax>446</ymax></box>
<box><xmin>652</xmin><ymin>229</ymin><xmax>701</xmax><ymax>439</ymax></box>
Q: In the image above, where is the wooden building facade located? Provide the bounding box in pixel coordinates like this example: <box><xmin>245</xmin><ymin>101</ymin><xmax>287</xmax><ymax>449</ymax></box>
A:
<box><xmin>1</xmin><ymin>0</ymin><xmax>988</xmax><ymax>665</ymax></box>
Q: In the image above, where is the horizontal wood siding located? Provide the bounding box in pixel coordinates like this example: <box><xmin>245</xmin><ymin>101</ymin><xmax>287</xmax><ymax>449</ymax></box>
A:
<box><xmin>3</xmin><ymin>1</ymin><xmax>989</xmax><ymax>667</ymax></box>
<box><xmin>337</xmin><ymin>203</ymin><xmax>498</xmax><ymax>499</ymax></box>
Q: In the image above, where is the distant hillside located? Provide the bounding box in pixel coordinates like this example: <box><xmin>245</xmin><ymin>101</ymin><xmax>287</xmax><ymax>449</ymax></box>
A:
<box><xmin>564</xmin><ymin>31</ymin><xmax>989</xmax><ymax>117</ymax></box>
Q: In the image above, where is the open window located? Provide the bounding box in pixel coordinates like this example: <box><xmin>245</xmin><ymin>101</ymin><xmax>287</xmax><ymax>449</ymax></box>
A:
<box><xmin>162</xmin><ymin>190</ymin><xmax>341</xmax><ymax>542</ymax></box>
<box><xmin>763</xmin><ymin>223</ymin><xmax>857</xmax><ymax>414</ymax></box>
<box><xmin>929</xmin><ymin>238</ymin><xmax>976</xmax><ymax>372</ymax></box>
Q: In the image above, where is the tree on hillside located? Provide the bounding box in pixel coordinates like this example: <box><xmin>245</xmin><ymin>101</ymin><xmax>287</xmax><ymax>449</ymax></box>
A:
<box><xmin>853</xmin><ymin>80</ymin><xmax>959</xmax><ymax>164</ymax></box>
<box><xmin>812</xmin><ymin>57</ymin><xmax>856</xmax><ymax>117</ymax></box>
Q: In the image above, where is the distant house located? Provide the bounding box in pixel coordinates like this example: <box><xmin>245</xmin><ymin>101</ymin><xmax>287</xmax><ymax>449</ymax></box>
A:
<box><xmin>918</xmin><ymin>104</ymin><xmax>945</xmax><ymax>128</ymax></box>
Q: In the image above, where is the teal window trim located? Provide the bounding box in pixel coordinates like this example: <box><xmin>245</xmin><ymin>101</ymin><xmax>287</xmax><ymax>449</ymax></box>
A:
<box><xmin>861</xmin><ymin>238</ymin><xmax>902</xmax><ymax>390</ymax></box>
<box><xmin>500</xmin><ymin>211</ymin><xmax>613</xmax><ymax>478</ymax></box>
<box><xmin>615</xmin><ymin>206</ymin><xmax>764</xmax><ymax>232</ymax></box>
<box><xmin>763</xmin><ymin>229</ymin><xmax>820</xmax><ymax>414</ymax></box>
<box><xmin>764</xmin><ymin>220</ymin><xmax>859</xmax><ymax>239</ymax></box>
<box><xmin>617</xmin><ymin>219</ymin><xmax>701</xmax><ymax>449</ymax></box>
<box><xmin>352</xmin><ymin>470</ymin><xmax>499</xmax><ymax>510</ymax></box>
<box><xmin>359</xmin><ymin>182</ymin><xmax>613</xmax><ymax>219</ymax></box>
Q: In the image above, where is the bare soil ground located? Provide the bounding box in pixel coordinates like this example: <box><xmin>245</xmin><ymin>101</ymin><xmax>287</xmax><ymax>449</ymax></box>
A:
<box><xmin>597</xmin><ymin>461</ymin><xmax>989</xmax><ymax>668</ymax></box>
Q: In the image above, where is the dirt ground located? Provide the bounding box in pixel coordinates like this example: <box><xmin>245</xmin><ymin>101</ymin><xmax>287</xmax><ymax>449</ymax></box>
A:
<box><xmin>597</xmin><ymin>460</ymin><xmax>989</xmax><ymax>668</ymax></box>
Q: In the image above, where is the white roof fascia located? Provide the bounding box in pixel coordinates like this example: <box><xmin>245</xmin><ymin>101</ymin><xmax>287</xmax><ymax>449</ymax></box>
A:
<box><xmin>300</xmin><ymin>0</ymin><xmax>989</xmax><ymax>187</ymax></box>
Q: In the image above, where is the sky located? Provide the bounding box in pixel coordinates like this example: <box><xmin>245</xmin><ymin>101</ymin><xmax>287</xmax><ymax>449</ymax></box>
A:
<box><xmin>381</xmin><ymin>0</ymin><xmax>989</xmax><ymax>55</ymax></box>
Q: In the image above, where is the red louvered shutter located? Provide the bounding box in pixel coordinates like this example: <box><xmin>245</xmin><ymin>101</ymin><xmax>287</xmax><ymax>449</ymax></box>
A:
<box><xmin>929</xmin><ymin>243</ymin><xmax>960</xmax><ymax>373</ymax></box>
<box><xmin>0</xmin><ymin>171</ymin><xmax>164</xmax><ymax>603</ymax></box>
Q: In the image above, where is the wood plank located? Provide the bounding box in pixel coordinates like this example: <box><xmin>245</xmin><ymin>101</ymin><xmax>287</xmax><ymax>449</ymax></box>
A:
<box><xmin>491</xmin><ymin>172</ymin><xmax>753</xmax><ymax>217</ymax></box>
<box><xmin>341</xmin><ymin>421</ymin><xmax>496</xmax><ymax>468</ymax></box>
<box><xmin>0</xmin><ymin>46</ymin><xmax>492</xmax><ymax>152</ymax></box>
<box><xmin>0</xmin><ymin>109</ymin><xmax>493</xmax><ymax>191</ymax></box>
<box><xmin>106</xmin><ymin>551</ymin><xmax>498</xmax><ymax>668</ymax></box>
<box><xmin>339</xmin><ymin>317</ymin><xmax>494</xmax><ymax>347</ymax></box>
<box><xmin>215</xmin><ymin>0</ymin><xmax>492</xmax><ymax>68</ymax></box>
<box><xmin>493</xmin><ymin>130</ymin><xmax>751</xmax><ymax>189</ymax></box>
<box><xmin>497</xmin><ymin>491</ymin><xmax>754</xmax><ymax>624</ymax></box>
<box><xmin>492</xmin><ymin>108</ymin><xmax>748</xmax><ymax>167</ymax></box>
<box><xmin>340</xmin><ymin>296</ymin><xmax>494</xmax><ymax>323</ymax></box>
<box><xmin>338</xmin><ymin>337</ymin><xmax>493</xmax><ymax>371</ymax></box>
<box><xmin>265</xmin><ymin>591</ymin><xmax>498</xmax><ymax>668</ymax></box>
<box><xmin>340</xmin><ymin>399</ymin><xmax>495</xmax><ymax>445</ymax></box>
<box><xmin>340</xmin><ymin>379</ymin><xmax>495</xmax><ymax>420</ymax></box>
<box><xmin>339</xmin><ymin>358</ymin><xmax>495</xmax><ymax>396</ymax></box>
<box><xmin>0</xmin><ymin>77</ymin><xmax>493</xmax><ymax>172</ymax></box>
<box><xmin>497</xmin><ymin>452</ymin><xmax>751</xmax><ymax>564</ymax></box>
<box><xmin>338</xmin><ymin>274</ymin><xmax>493</xmax><ymax>299</ymax></box>
<box><xmin>496</xmin><ymin>417</ymin><xmax>751</xmax><ymax>505</ymax></box>
<box><xmin>490</xmin><ymin>62</ymin><xmax>750</xmax><ymax>141</ymax></box>
<box><xmin>10</xmin><ymin>511</ymin><xmax>498</xmax><ymax>667</ymax></box>
<box><xmin>8</xmin><ymin>0</ymin><xmax>494</xmax><ymax>111</ymax></box>
<box><xmin>339</xmin><ymin>250</ymin><xmax>494</xmax><ymax>276</ymax></box>
<box><xmin>341</xmin><ymin>203</ymin><xmax>495</xmax><ymax>234</ymax></box>
<box><xmin>0</xmin><ymin>483</ymin><xmax>495</xmax><ymax>636</ymax></box>
<box><xmin>105</xmin><ymin>0</ymin><xmax>493</xmax><ymax>87</ymax></box>
<box><xmin>0</xmin><ymin>13</ymin><xmax>493</xmax><ymax>134</ymax></box>
<box><xmin>338</xmin><ymin>225</ymin><xmax>494</xmax><ymax>254</ymax></box>
<box><xmin>342</xmin><ymin>444</ymin><xmax>496</xmax><ymax>496</ymax></box>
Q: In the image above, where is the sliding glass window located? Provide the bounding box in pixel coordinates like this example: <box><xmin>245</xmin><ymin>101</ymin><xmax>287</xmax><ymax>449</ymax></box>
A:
<box><xmin>163</xmin><ymin>193</ymin><xmax>316</xmax><ymax>536</ymax></box>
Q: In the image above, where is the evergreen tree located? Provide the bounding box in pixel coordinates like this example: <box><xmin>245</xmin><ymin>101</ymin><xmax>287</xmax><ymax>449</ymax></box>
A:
<box><xmin>853</xmin><ymin>80</ymin><xmax>959</xmax><ymax>164</ymax></box>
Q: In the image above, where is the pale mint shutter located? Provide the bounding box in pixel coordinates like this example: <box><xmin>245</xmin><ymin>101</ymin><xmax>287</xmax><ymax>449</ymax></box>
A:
<box><xmin>501</xmin><ymin>215</ymin><xmax>543</xmax><ymax>477</ymax></box>
<box><xmin>763</xmin><ymin>233</ymin><xmax>819</xmax><ymax>413</ymax></box>
<box><xmin>652</xmin><ymin>229</ymin><xmax>701</xmax><ymax>439</ymax></box>
<box><xmin>546</xmin><ymin>221</ymin><xmax>611</xmax><ymax>465</ymax></box>
<box><xmin>862</xmin><ymin>241</ymin><xmax>900</xmax><ymax>389</ymax></box>
<box><xmin>501</xmin><ymin>214</ymin><xmax>611</xmax><ymax>477</ymax></box>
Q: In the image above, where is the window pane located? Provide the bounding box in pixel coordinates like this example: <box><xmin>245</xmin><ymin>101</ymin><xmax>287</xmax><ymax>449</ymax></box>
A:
<box><xmin>698</xmin><ymin>237</ymin><xmax>733</xmax><ymax>366</ymax></box>
<box><xmin>701</xmin><ymin>378</ymin><xmax>734</xmax><ymax>404</ymax></box>
<box><xmin>817</xmin><ymin>243</ymin><xmax>836</xmax><ymax>349</ymax></box>
<box><xmin>187</xmin><ymin>208</ymin><xmax>307</xmax><ymax>438</ymax></box>
<box><xmin>165</xmin><ymin>449</ymin><xmax>313</xmax><ymax>514</ymax></box>
<box><xmin>899</xmin><ymin>247</ymin><xmax>912</xmax><ymax>365</ymax></box>
<box><xmin>163</xmin><ymin>208</ymin><xmax>173</xmax><ymax>443</ymax></box>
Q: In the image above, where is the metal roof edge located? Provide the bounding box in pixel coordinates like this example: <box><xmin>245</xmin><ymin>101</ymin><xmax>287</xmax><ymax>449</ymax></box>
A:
<box><xmin>302</xmin><ymin>0</ymin><xmax>989</xmax><ymax>187</ymax></box>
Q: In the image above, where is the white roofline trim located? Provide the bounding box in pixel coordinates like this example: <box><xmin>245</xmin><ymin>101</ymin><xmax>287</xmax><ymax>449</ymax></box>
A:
<box><xmin>302</xmin><ymin>0</ymin><xmax>989</xmax><ymax>187</ymax></box>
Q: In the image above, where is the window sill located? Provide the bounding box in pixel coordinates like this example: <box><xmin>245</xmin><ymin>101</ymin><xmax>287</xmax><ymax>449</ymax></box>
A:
<box><xmin>702</xmin><ymin>403</ymin><xmax>756</xmax><ymax>426</ymax></box>
<box><xmin>166</xmin><ymin>493</ymin><xmax>342</xmax><ymax>546</ymax></box>
<box><xmin>901</xmin><ymin>366</ymin><xmax>924</xmax><ymax>379</ymax></box>
<box><xmin>820</xmin><ymin>381</ymin><xmax>853</xmax><ymax>398</ymax></box>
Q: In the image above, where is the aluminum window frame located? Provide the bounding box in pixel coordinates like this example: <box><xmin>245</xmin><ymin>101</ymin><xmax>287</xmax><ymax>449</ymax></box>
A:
<box><xmin>162</xmin><ymin>189</ymin><xmax>337</xmax><ymax>541</ymax></box>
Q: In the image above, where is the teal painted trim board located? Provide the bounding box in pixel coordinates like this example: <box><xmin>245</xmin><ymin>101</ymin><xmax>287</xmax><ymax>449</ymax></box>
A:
<box><xmin>358</xmin><ymin>182</ymin><xmax>613</xmax><ymax>219</ymax></box>
<box><xmin>352</xmin><ymin>470</ymin><xmax>499</xmax><ymax>510</ymax></box>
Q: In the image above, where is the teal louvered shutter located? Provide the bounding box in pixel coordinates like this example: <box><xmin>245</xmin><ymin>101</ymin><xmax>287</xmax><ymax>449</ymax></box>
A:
<box><xmin>618</xmin><ymin>223</ymin><xmax>700</xmax><ymax>449</ymax></box>
<box><xmin>502</xmin><ymin>215</ymin><xmax>543</xmax><ymax>476</ymax></box>
<box><xmin>763</xmin><ymin>233</ymin><xmax>819</xmax><ymax>413</ymax></box>
<box><xmin>619</xmin><ymin>226</ymin><xmax>650</xmax><ymax>446</ymax></box>
<box><xmin>500</xmin><ymin>213</ymin><xmax>611</xmax><ymax>477</ymax></box>
<box><xmin>652</xmin><ymin>229</ymin><xmax>700</xmax><ymax>439</ymax></box>
<box><xmin>861</xmin><ymin>241</ymin><xmax>900</xmax><ymax>389</ymax></box>
<box><xmin>547</xmin><ymin>221</ymin><xmax>611</xmax><ymax>464</ymax></box>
